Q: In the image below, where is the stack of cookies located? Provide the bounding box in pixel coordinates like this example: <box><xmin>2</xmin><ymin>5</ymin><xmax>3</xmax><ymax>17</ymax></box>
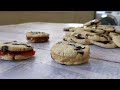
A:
<box><xmin>50</xmin><ymin>19</ymin><xmax>120</xmax><ymax>65</ymax></box>
<box><xmin>63</xmin><ymin>19</ymin><xmax>120</xmax><ymax>49</ymax></box>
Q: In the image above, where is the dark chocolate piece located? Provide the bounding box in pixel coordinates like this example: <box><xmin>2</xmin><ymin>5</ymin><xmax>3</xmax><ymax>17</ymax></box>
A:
<box><xmin>77</xmin><ymin>51</ymin><xmax>84</xmax><ymax>55</ymax></box>
<box><xmin>75</xmin><ymin>46</ymin><xmax>82</xmax><ymax>50</ymax></box>
<box><xmin>90</xmin><ymin>30</ymin><xmax>95</xmax><ymax>32</ymax></box>
<box><xmin>63</xmin><ymin>38</ymin><xmax>67</xmax><ymax>41</ymax></box>
<box><xmin>97</xmin><ymin>41</ymin><xmax>110</xmax><ymax>44</ymax></box>
<box><xmin>12</xmin><ymin>43</ymin><xmax>31</xmax><ymax>47</ymax></box>
<box><xmin>96</xmin><ymin>34</ymin><xmax>108</xmax><ymax>40</ymax></box>
<box><xmin>64</xmin><ymin>29</ymin><xmax>70</xmax><ymax>31</ymax></box>
<box><xmin>1</xmin><ymin>46</ymin><xmax>8</xmax><ymax>53</ymax></box>
<box><xmin>3</xmin><ymin>42</ymin><xmax>11</xmax><ymax>44</ymax></box>
<box><xmin>75</xmin><ymin>34</ymin><xmax>85</xmax><ymax>39</ymax></box>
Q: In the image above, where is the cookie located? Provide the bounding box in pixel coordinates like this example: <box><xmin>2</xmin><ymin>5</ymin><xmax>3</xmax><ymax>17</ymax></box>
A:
<box><xmin>63</xmin><ymin>33</ymin><xmax>92</xmax><ymax>45</ymax></box>
<box><xmin>83</xmin><ymin>19</ymin><xmax>100</xmax><ymax>27</ymax></box>
<box><xmin>115</xmin><ymin>29</ymin><xmax>120</xmax><ymax>34</ymax></box>
<box><xmin>91</xmin><ymin>40</ymin><xmax>117</xmax><ymax>48</ymax></box>
<box><xmin>109</xmin><ymin>32</ymin><xmax>120</xmax><ymax>47</ymax></box>
<box><xmin>63</xmin><ymin>27</ymin><xmax>76</xmax><ymax>32</ymax></box>
<box><xmin>83</xmin><ymin>27</ymin><xmax>105</xmax><ymax>34</ymax></box>
<box><xmin>97</xmin><ymin>25</ymin><xmax>115</xmax><ymax>32</ymax></box>
<box><xmin>63</xmin><ymin>36</ymin><xmax>91</xmax><ymax>45</ymax></box>
<box><xmin>71</xmin><ymin>31</ymin><xmax>110</xmax><ymax>42</ymax></box>
<box><xmin>50</xmin><ymin>41</ymin><xmax>90</xmax><ymax>65</ymax></box>
<box><xmin>26</xmin><ymin>31</ymin><xmax>49</xmax><ymax>43</ymax></box>
<box><xmin>88</xmin><ymin>33</ymin><xmax>110</xmax><ymax>42</ymax></box>
<box><xmin>0</xmin><ymin>41</ymin><xmax>35</xmax><ymax>60</ymax></box>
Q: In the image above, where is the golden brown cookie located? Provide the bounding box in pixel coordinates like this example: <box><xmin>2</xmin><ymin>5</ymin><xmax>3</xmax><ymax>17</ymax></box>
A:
<box><xmin>83</xmin><ymin>19</ymin><xmax>101</xmax><ymax>27</ymax></box>
<box><xmin>109</xmin><ymin>32</ymin><xmax>120</xmax><ymax>47</ymax></box>
<box><xmin>26</xmin><ymin>32</ymin><xmax>49</xmax><ymax>43</ymax></box>
<box><xmin>0</xmin><ymin>41</ymin><xmax>35</xmax><ymax>60</ymax></box>
<box><xmin>51</xmin><ymin>41</ymin><xmax>90</xmax><ymax>65</ymax></box>
<box><xmin>91</xmin><ymin>40</ymin><xmax>117</xmax><ymax>48</ymax></box>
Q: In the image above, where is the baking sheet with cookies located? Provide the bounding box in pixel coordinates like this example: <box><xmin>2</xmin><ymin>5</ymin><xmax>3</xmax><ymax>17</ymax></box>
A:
<box><xmin>0</xmin><ymin>21</ymin><xmax>120</xmax><ymax>79</ymax></box>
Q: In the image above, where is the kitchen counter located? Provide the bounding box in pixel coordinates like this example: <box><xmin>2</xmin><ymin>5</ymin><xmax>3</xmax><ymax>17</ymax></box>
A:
<box><xmin>0</xmin><ymin>22</ymin><xmax>120</xmax><ymax>79</ymax></box>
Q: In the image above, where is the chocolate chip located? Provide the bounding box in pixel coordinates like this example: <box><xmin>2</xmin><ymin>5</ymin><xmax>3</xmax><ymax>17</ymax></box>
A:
<box><xmin>12</xmin><ymin>43</ymin><xmax>31</xmax><ymax>47</ymax></box>
<box><xmin>75</xmin><ymin>34</ymin><xmax>85</xmax><ymax>39</ymax></box>
<box><xmin>26</xmin><ymin>45</ymin><xmax>31</xmax><ymax>47</ymax></box>
<box><xmin>90</xmin><ymin>30</ymin><xmax>95</xmax><ymax>32</ymax></box>
<box><xmin>75</xmin><ymin>46</ymin><xmax>82</xmax><ymax>50</ymax></box>
<box><xmin>77</xmin><ymin>51</ymin><xmax>84</xmax><ymax>55</ymax></box>
<box><xmin>3</xmin><ymin>42</ymin><xmax>11</xmax><ymax>44</ymax></box>
<box><xmin>90</xmin><ymin>22</ymin><xmax>95</xmax><ymax>26</ymax></box>
<box><xmin>31</xmin><ymin>32</ymin><xmax>40</xmax><ymax>34</ymax></box>
<box><xmin>63</xmin><ymin>38</ymin><xmax>67</xmax><ymax>41</ymax></box>
<box><xmin>1</xmin><ymin>46</ymin><xmax>8</xmax><ymax>53</ymax></box>
<box><xmin>68</xmin><ymin>43</ymin><xmax>75</xmax><ymax>47</ymax></box>
<box><xmin>13</xmin><ymin>41</ymin><xmax>17</xmax><ymax>42</ymax></box>
<box><xmin>97</xmin><ymin>41</ymin><xmax>110</xmax><ymax>44</ymax></box>
<box><xmin>96</xmin><ymin>34</ymin><xmax>108</xmax><ymax>40</ymax></box>
<box><xmin>64</xmin><ymin>29</ymin><xmax>70</xmax><ymax>31</ymax></box>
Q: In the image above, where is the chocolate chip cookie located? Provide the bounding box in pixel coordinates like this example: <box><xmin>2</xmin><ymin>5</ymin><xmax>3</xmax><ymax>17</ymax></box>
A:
<box><xmin>50</xmin><ymin>41</ymin><xmax>90</xmax><ymax>65</ymax></box>
<box><xmin>26</xmin><ymin>31</ymin><xmax>49</xmax><ymax>43</ymax></box>
<box><xmin>0</xmin><ymin>41</ymin><xmax>35</xmax><ymax>60</ymax></box>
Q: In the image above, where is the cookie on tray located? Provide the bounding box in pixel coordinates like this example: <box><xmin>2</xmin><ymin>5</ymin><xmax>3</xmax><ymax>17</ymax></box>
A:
<box><xmin>0</xmin><ymin>41</ymin><xmax>35</xmax><ymax>60</ymax></box>
<box><xmin>50</xmin><ymin>41</ymin><xmax>90</xmax><ymax>65</ymax></box>
<box><xmin>83</xmin><ymin>19</ymin><xmax>100</xmax><ymax>27</ymax></box>
<box><xmin>91</xmin><ymin>40</ymin><xmax>117</xmax><ymax>48</ymax></box>
<box><xmin>63</xmin><ymin>34</ymin><xmax>92</xmax><ymax>45</ymax></box>
<box><xmin>63</xmin><ymin>27</ymin><xmax>75</xmax><ymax>32</ymax></box>
<box><xmin>26</xmin><ymin>31</ymin><xmax>49</xmax><ymax>43</ymax></box>
<box><xmin>109</xmin><ymin>32</ymin><xmax>120</xmax><ymax>47</ymax></box>
<box><xmin>83</xmin><ymin>27</ymin><xmax>105</xmax><ymax>34</ymax></box>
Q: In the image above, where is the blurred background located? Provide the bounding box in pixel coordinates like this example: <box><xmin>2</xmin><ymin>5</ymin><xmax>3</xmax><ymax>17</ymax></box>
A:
<box><xmin>0</xmin><ymin>11</ymin><xmax>95</xmax><ymax>25</ymax></box>
<box><xmin>0</xmin><ymin>11</ymin><xmax>120</xmax><ymax>25</ymax></box>
<box><xmin>96</xmin><ymin>11</ymin><xmax>120</xmax><ymax>26</ymax></box>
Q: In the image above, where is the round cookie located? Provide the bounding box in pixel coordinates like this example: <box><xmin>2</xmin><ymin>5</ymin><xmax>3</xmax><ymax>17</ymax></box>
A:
<box><xmin>115</xmin><ymin>29</ymin><xmax>120</xmax><ymax>34</ymax></box>
<box><xmin>26</xmin><ymin>31</ymin><xmax>49</xmax><ymax>43</ymax></box>
<box><xmin>97</xmin><ymin>25</ymin><xmax>115</xmax><ymax>32</ymax></box>
<box><xmin>50</xmin><ymin>41</ymin><xmax>90</xmax><ymax>65</ymax></box>
<box><xmin>63</xmin><ymin>27</ymin><xmax>75</xmax><ymax>32</ymax></box>
<box><xmin>87</xmin><ymin>33</ymin><xmax>110</xmax><ymax>42</ymax></box>
<box><xmin>83</xmin><ymin>19</ymin><xmax>101</xmax><ymax>27</ymax></box>
<box><xmin>0</xmin><ymin>41</ymin><xmax>35</xmax><ymax>60</ymax></box>
<box><xmin>83</xmin><ymin>27</ymin><xmax>105</xmax><ymax>34</ymax></box>
<box><xmin>63</xmin><ymin>35</ymin><xmax>91</xmax><ymax>45</ymax></box>
<box><xmin>109</xmin><ymin>32</ymin><xmax>120</xmax><ymax>47</ymax></box>
<box><xmin>70</xmin><ymin>31</ymin><xmax>110</xmax><ymax>42</ymax></box>
<box><xmin>91</xmin><ymin>40</ymin><xmax>117</xmax><ymax>48</ymax></box>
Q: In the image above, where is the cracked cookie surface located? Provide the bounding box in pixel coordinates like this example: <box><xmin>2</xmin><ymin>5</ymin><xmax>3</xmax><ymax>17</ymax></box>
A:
<box><xmin>50</xmin><ymin>41</ymin><xmax>90</xmax><ymax>65</ymax></box>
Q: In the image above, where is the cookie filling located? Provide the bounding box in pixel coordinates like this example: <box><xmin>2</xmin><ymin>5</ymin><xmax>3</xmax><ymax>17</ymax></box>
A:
<box><xmin>27</xmin><ymin>37</ymin><xmax>49</xmax><ymax>41</ymax></box>
<box><xmin>0</xmin><ymin>49</ymin><xmax>35</xmax><ymax>56</ymax></box>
